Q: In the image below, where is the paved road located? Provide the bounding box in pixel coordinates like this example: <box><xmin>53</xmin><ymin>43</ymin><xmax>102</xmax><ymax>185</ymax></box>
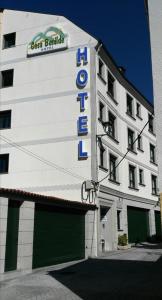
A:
<box><xmin>1</xmin><ymin>243</ymin><xmax>162</xmax><ymax>300</ymax></box>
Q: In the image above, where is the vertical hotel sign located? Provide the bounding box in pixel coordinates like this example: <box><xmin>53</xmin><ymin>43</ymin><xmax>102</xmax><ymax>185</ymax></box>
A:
<box><xmin>76</xmin><ymin>47</ymin><xmax>89</xmax><ymax>159</ymax></box>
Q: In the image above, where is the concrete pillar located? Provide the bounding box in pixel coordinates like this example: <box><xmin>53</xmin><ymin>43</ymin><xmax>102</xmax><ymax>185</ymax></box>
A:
<box><xmin>111</xmin><ymin>200</ymin><xmax>118</xmax><ymax>250</ymax></box>
<box><xmin>85</xmin><ymin>210</ymin><xmax>97</xmax><ymax>258</ymax></box>
<box><xmin>122</xmin><ymin>202</ymin><xmax>128</xmax><ymax>236</ymax></box>
<box><xmin>149</xmin><ymin>209</ymin><xmax>156</xmax><ymax>237</ymax></box>
<box><xmin>17</xmin><ymin>201</ymin><xmax>35</xmax><ymax>273</ymax></box>
<box><xmin>160</xmin><ymin>193</ymin><xmax>162</xmax><ymax>235</ymax></box>
<box><xmin>0</xmin><ymin>197</ymin><xmax>8</xmax><ymax>274</ymax></box>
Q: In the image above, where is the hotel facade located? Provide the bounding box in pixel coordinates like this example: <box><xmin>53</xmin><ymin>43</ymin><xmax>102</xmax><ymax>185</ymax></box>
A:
<box><xmin>0</xmin><ymin>9</ymin><xmax>160</xmax><ymax>277</ymax></box>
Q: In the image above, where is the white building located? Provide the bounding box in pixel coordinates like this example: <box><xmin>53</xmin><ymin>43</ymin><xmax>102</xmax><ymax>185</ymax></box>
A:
<box><xmin>146</xmin><ymin>1</ymin><xmax>162</xmax><ymax>205</ymax></box>
<box><xmin>0</xmin><ymin>9</ymin><xmax>160</xmax><ymax>277</ymax></box>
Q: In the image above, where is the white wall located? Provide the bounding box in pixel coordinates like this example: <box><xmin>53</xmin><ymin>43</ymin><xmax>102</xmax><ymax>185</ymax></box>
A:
<box><xmin>96</xmin><ymin>54</ymin><xmax>158</xmax><ymax>203</ymax></box>
<box><xmin>147</xmin><ymin>1</ymin><xmax>162</xmax><ymax>192</ymax></box>
<box><xmin>0</xmin><ymin>10</ymin><xmax>98</xmax><ymax>202</ymax></box>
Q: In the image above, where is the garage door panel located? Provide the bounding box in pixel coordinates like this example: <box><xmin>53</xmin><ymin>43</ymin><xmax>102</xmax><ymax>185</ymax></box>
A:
<box><xmin>127</xmin><ymin>206</ymin><xmax>149</xmax><ymax>243</ymax></box>
<box><xmin>33</xmin><ymin>204</ymin><xmax>85</xmax><ymax>269</ymax></box>
<box><xmin>155</xmin><ymin>211</ymin><xmax>161</xmax><ymax>239</ymax></box>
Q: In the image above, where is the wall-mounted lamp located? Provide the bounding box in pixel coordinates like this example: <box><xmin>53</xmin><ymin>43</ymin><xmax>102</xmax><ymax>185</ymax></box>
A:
<box><xmin>97</xmin><ymin>121</ymin><xmax>111</xmax><ymax>138</ymax></box>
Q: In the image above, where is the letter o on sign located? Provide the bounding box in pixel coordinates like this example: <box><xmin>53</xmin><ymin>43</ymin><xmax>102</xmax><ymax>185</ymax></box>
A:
<box><xmin>76</xmin><ymin>69</ymin><xmax>88</xmax><ymax>88</ymax></box>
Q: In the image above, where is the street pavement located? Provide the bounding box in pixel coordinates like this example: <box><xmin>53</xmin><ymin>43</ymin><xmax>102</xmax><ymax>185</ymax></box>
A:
<box><xmin>1</xmin><ymin>243</ymin><xmax>162</xmax><ymax>300</ymax></box>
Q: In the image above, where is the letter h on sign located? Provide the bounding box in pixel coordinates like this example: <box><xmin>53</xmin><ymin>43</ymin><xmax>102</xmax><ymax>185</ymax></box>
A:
<box><xmin>77</xmin><ymin>47</ymin><xmax>88</xmax><ymax>66</ymax></box>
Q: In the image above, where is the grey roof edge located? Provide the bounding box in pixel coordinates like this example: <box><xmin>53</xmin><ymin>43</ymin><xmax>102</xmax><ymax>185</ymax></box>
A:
<box><xmin>0</xmin><ymin>187</ymin><xmax>97</xmax><ymax>211</ymax></box>
<box><xmin>95</xmin><ymin>40</ymin><xmax>154</xmax><ymax>114</ymax></box>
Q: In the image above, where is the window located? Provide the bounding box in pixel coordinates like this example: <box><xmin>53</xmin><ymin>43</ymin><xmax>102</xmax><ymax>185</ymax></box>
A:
<box><xmin>128</xmin><ymin>128</ymin><xmax>135</xmax><ymax>151</ymax></box>
<box><xmin>117</xmin><ymin>210</ymin><xmax>121</xmax><ymax>230</ymax></box>
<box><xmin>108</xmin><ymin>71</ymin><xmax>115</xmax><ymax>98</ymax></box>
<box><xmin>0</xmin><ymin>154</ymin><xmax>9</xmax><ymax>173</ymax></box>
<box><xmin>100</xmin><ymin>147</ymin><xmax>105</xmax><ymax>168</ymax></box>
<box><xmin>99</xmin><ymin>101</ymin><xmax>105</xmax><ymax>122</ymax></box>
<box><xmin>148</xmin><ymin>114</ymin><xmax>154</xmax><ymax>133</ymax></box>
<box><xmin>151</xmin><ymin>175</ymin><xmax>157</xmax><ymax>195</ymax></box>
<box><xmin>108</xmin><ymin>111</ymin><xmax>116</xmax><ymax>138</ymax></box>
<box><xmin>98</xmin><ymin>141</ymin><xmax>107</xmax><ymax>170</ymax></box>
<box><xmin>136</xmin><ymin>103</ymin><xmax>141</xmax><ymax>118</ymax></box>
<box><xmin>1</xmin><ymin>69</ymin><xmax>14</xmax><ymax>88</ymax></box>
<box><xmin>137</xmin><ymin>134</ymin><xmax>142</xmax><ymax>150</ymax></box>
<box><xmin>127</xmin><ymin>94</ymin><xmax>133</xmax><ymax>116</ymax></box>
<box><xmin>3</xmin><ymin>32</ymin><xmax>16</xmax><ymax>49</ymax></box>
<box><xmin>98</xmin><ymin>59</ymin><xmax>105</xmax><ymax>80</ymax></box>
<box><xmin>109</xmin><ymin>154</ymin><xmax>117</xmax><ymax>181</ymax></box>
<box><xmin>139</xmin><ymin>169</ymin><xmax>144</xmax><ymax>185</ymax></box>
<box><xmin>150</xmin><ymin>144</ymin><xmax>156</xmax><ymax>163</ymax></box>
<box><xmin>0</xmin><ymin>110</ymin><xmax>11</xmax><ymax>129</ymax></box>
<box><xmin>129</xmin><ymin>165</ymin><xmax>136</xmax><ymax>189</ymax></box>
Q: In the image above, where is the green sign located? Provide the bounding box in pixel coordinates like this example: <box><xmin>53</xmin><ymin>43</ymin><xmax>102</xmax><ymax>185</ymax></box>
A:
<box><xmin>27</xmin><ymin>26</ymin><xmax>68</xmax><ymax>56</ymax></box>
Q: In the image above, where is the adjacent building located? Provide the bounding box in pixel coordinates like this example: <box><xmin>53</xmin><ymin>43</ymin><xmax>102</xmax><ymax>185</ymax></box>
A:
<box><xmin>0</xmin><ymin>9</ymin><xmax>160</xmax><ymax>277</ymax></box>
<box><xmin>146</xmin><ymin>0</ymin><xmax>162</xmax><ymax>223</ymax></box>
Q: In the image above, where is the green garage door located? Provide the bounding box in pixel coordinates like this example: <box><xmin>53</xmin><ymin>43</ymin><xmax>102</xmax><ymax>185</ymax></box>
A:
<box><xmin>33</xmin><ymin>203</ymin><xmax>85</xmax><ymax>269</ymax></box>
<box><xmin>5</xmin><ymin>200</ymin><xmax>21</xmax><ymax>272</ymax></box>
<box><xmin>155</xmin><ymin>211</ymin><xmax>161</xmax><ymax>239</ymax></box>
<box><xmin>127</xmin><ymin>206</ymin><xmax>149</xmax><ymax>243</ymax></box>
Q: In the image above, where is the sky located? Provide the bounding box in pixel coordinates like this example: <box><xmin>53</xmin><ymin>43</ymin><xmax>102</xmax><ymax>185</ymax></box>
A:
<box><xmin>0</xmin><ymin>0</ymin><xmax>153</xmax><ymax>104</ymax></box>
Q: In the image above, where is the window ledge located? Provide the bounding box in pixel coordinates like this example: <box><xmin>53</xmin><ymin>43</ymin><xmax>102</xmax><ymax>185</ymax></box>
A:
<box><xmin>139</xmin><ymin>183</ymin><xmax>146</xmax><ymax>187</ymax></box>
<box><xmin>107</xmin><ymin>133</ymin><xmax>119</xmax><ymax>144</ymax></box>
<box><xmin>126</xmin><ymin>112</ymin><xmax>136</xmax><ymax>121</ymax></box>
<box><xmin>0</xmin><ymin>127</ymin><xmax>11</xmax><ymax>130</ymax></box>
<box><xmin>137</xmin><ymin>147</ymin><xmax>144</xmax><ymax>153</ymax></box>
<box><xmin>0</xmin><ymin>172</ymin><xmax>8</xmax><ymax>174</ymax></box>
<box><xmin>99</xmin><ymin>166</ymin><xmax>108</xmax><ymax>172</ymax></box>
<box><xmin>109</xmin><ymin>178</ymin><xmax>120</xmax><ymax>185</ymax></box>
<box><xmin>106</xmin><ymin>91</ymin><xmax>118</xmax><ymax>105</ymax></box>
<box><xmin>136</xmin><ymin>114</ymin><xmax>143</xmax><ymax>120</ymax></box>
<box><xmin>148</xmin><ymin>129</ymin><xmax>156</xmax><ymax>137</ymax></box>
<box><xmin>127</xmin><ymin>148</ymin><xmax>137</xmax><ymax>155</ymax></box>
<box><xmin>97</xmin><ymin>73</ymin><xmax>106</xmax><ymax>85</ymax></box>
<box><xmin>98</xmin><ymin>117</ymin><xmax>104</xmax><ymax>124</ymax></box>
<box><xmin>3</xmin><ymin>45</ymin><xmax>16</xmax><ymax>50</ymax></box>
<box><xmin>128</xmin><ymin>186</ymin><xmax>139</xmax><ymax>191</ymax></box>
<box><xmin>150</xmin><ymin>161</ymin><xmax>158</xmax><ymax>166</ymax></box>
<box><xmin>152</xmin><ymin>193</ymin><xmax>158</xmax><ymax>197</ymax></box>
<box><xmin>1</xmin><ymin>85</ymin><xmax>13</xmax><ymax>89</ymax></box>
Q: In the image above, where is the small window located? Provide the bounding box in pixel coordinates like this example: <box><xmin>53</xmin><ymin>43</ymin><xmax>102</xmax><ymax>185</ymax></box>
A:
<box><xmin>98</xmin><ymin>59</ymin><xmax>105</xmax><ymax>80</ymax></box>
<box><xmin>128</xmin><ymin>128</ymin><xmax>135</xmax><ymax>151</ymax></box>
<box><xmin>1</xmin><ymin>69</ymin><xmax>14</xmax><ymax>88</ymax></box>
<box><xmin>0</xmin><ymin>110</ymin><xmax>11</xmax><ymax>129</ymax></box>
<box><xmin>108</xmin><ymin>71</ymin><xmax>115</xmax><ymax>98</ymax></box>
<box><xmin>0</xmin><ymin>154</ymin><xmax>9</xmax><ymax>173</ymax></box>
<box><xmin>3</xmin><ymin>32</ymin><xmax>16</xmax><ymax>49</ymax></box>
<box><xmin>150</xmin><ymin>144</ymin><xmax>156</xmax><ymax>163</ymax></box>
<box><xmin>137</xmin><ymin>134</ymin><xmax>142</xmax><ymax>151</ymax></box>
<box><xmin>139</xmin><ymin>169</ymin><xmax>144</xmax><ymax>185</ymax></box>
<box><xmin>117</xmin><ymin>210</ymin><xmax>121</xmax><ymax>230</ymax></box>
<box><xmin>151</xmin><ymin>175</ymin><xmax>157</xmax><ymax>195</ymax></box>
<box><xmin>109</xmin><ymin>154</ymin><xmax>117</xmax><ymax>181</ymax></box>
<box><xmin>127</xmin><ymin>94</ymin><xmax>133</xmax><ymax>116</ymax></box>
<box><xmin>136</xmin><ymin>103</ymin><xmax>141</xmax><ymax>118</ymax></box>
<box><xmin>100</xmin><ymin>147</ymin><xmax>105</xmax><ymax>168</ymax></box>
<box><xmin>98</xmin><ymin>142</ymin><xmax>107</xmax><ymax>170</ymax></box>
<box><xmin>99</xmin><ymin>101</ymin><xmax>105</xmax><ymax>122</ymax></box>
<box><xmin>148</xmin><ymin>114</ymin><xmax>154</xmax><ymax>133</ymax></box>
<box><xmin>108</xmin><ymin>111</ymin><xmax>116</xmax><ymax>138</ymax></box>
<box><xmin>129</xmin><ymin>165</ymin><xmax>136</xmax><ymax>189</ymax></box>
